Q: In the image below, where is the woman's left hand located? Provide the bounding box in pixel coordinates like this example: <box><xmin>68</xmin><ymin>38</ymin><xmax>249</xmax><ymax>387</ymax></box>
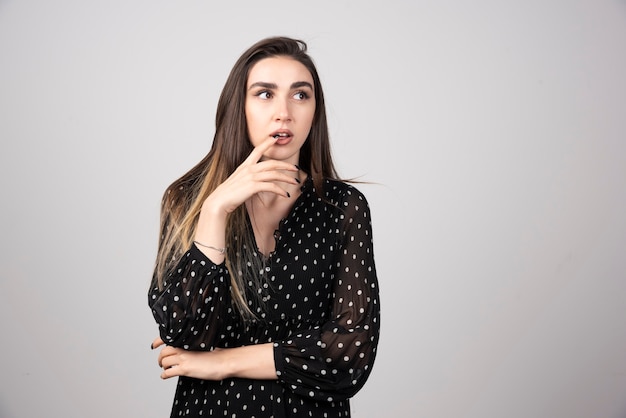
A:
<box><xmin>151</xmin><ymin>337</ymin><xmax>226</xmax><ymax>380</ymax></box>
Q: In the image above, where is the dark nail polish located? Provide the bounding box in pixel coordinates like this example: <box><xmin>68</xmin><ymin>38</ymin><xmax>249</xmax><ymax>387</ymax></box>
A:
<box><xmin>150</xmin><ymin>343</ymin><xmax>154</xmax><ymax>350</ymax></box>
<box><xmin>295</xmin><ymin>178</ymin><xmax>301</xmax><ymax>184</ymax></box>
<box><xmin>295</xmin><ymin>165</ymin><xmax>301</xmax><ymax>170</ymax></box>
<box><xmin>286</xmin><ymin>192</ymin><xmax>291</xmax><ymax>198</ymax></box>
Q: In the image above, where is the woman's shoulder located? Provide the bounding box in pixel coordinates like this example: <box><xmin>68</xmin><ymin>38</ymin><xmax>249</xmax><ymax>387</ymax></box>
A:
<box><xmin>321</xmin><ymin>178</ymin><xmax>370</xmax><ymax>207</ymax></box>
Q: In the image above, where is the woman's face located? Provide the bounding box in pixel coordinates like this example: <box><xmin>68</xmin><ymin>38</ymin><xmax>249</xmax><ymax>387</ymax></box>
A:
<box><xmin>245</xmin><ymin>56</ymin><xmax>315</xmax><ymax>164</ymax></box>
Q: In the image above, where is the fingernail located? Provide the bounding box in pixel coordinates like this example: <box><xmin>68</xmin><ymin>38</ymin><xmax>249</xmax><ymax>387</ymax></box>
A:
<box><xmin>295</xmin><ymin>165</ymin><xmax>300</xmax><ymax>170</ymax></box>
<box><xmin>150</xmin><ymin>343</ymin><xmax>154</xmax><ymax>350</ymax></box>
<box><xmin>286</xmin><ymin>191</ymin><xmax>291</xmax><ymax>198</ymax></box>
<box><xmin>295</xmin><ymin>178</ymin><xmax>301</xmax><ymax>184</ymax></box>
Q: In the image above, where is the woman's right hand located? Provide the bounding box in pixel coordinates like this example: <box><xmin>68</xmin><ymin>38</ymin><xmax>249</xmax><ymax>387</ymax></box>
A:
<box><xmin>192</xmin><ymin>136</ymin><xmax>300</xmax><ymax>263</ymax></box>
<box><xmin>203</xmin><ymin>136</ymin><xmax>300</xmax><ymax>216</ymax></box>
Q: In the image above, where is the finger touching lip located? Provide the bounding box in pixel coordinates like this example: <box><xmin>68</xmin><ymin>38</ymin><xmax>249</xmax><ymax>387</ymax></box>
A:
<box><xmin>270</xmin><ymin>129</ymin><xmax>293</xmax><ymax>139</ymax></box>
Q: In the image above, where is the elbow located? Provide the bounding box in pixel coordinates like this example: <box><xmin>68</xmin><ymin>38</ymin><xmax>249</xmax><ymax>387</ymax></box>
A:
<box><xmin>324</xmin><ymin>361</ymin><xmax>375</xmax><ymax>400</ymax></box>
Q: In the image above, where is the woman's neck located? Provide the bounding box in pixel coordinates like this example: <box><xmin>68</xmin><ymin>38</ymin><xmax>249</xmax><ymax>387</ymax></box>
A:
<box><xmin>245</xmin><ymin>171</ymin><xmax>306</xmax><ymax>256</ymax></box>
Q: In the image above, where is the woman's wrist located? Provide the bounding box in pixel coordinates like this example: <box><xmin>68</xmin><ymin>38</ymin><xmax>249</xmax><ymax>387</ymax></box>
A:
<box><xmin>194</xmin><ymin>201</ymin><xmax>228</xmax><ymax>262</ymax></box>
<box><xmin>223</xmin><ymin>344</ymin><xmax>278</xmax><ymax>380</ymax></box>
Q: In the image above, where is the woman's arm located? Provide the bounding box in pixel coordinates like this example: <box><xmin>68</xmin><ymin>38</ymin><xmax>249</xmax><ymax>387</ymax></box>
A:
<box><xmin>272</xmin><ymin>186</ymin><xmax>381</xmax><ymax>401</ymax></box>
<box><xmin>150</xmin><ymin>137</ymin><xmax>300</xmax><ymax>345</ymax></box>
<box><xmin>148</xmin><ymin>244</ymin><xmax>231</xmax><ymax>350</ymax></box>
<box><xmin>154</xmin><ymin>338</ymin><xmax>278</xmax><ymax>381</ymax></box>
<box><xmin>150</xmin><ymin>136</ymin><xmax>300</xmax><ymax>374</ymax></box>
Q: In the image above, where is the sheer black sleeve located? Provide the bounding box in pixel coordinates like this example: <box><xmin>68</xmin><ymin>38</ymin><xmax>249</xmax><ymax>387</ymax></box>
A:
<box><xmin>273</xmin><ymin>186</ymin><xmax>381</xmax><ymax>401</ymax></box>
<box><xmin>148</xmin><ymin>244</ymin><xmax>231</xmax><ymax>350</ymax></box>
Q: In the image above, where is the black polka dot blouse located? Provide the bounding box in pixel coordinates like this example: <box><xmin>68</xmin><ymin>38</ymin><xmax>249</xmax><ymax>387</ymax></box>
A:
<box><xmin>149</xmin><ymin>177</ymin><xmax>381</xmax><ymax>417</ymax></box>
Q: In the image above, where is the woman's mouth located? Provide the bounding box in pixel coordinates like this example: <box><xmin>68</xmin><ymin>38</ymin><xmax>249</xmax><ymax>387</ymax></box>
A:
<box><xmin>271</xmin><ymin>131</ymin><xmax>293</xmax><ymax>145</ymax></box>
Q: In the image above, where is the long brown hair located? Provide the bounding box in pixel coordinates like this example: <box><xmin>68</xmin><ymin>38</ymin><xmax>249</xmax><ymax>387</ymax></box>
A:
<box><xmin>152</xmin><ymin>36</ymin><xmax>338</xmax><ymax>318</ymax></box>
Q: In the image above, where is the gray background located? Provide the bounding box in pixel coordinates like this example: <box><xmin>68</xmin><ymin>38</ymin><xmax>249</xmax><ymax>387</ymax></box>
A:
<box><xmin>1</xmin><ymin>1</ymin><xmax>625</xmax><ymax>417</ymax></box>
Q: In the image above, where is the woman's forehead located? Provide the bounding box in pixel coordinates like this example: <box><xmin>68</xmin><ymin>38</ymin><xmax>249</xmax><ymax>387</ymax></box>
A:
<box><xmin>247</xmin><ymin>57</ymin><xmax>313</xmax><ymax>87</ymax></box>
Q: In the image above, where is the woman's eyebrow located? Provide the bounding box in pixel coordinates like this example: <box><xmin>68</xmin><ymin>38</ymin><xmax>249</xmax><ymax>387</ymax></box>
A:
<box><xmin>248</xmin><ymin>81</ymin><xmax>277</xmax><ymax>90</ymax></box>
<box><xmin>248</xmin><ymin>81</ymin><xmax>313</xmax><ymax>90</ymax></box>
<box><xmin>291</xmin><ymin>81</ymin><xmax>313</xmax><ymax>90</ymax></box>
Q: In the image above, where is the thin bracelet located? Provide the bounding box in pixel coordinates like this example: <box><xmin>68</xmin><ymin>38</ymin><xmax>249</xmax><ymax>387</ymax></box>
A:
<box><xmin>193</xmin><ymin>241</ymin><xmax>226</xmax><ymax>254</ymax></box>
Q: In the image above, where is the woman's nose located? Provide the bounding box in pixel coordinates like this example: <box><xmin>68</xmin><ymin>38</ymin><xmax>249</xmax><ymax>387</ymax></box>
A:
<box><xmin>274</xmin><ymin>99</ymin><xmax>292</xmax><ymax>121</ymax></box>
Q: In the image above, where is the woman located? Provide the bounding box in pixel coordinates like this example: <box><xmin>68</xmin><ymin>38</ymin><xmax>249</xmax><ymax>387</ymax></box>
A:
<box><xmin>148</xmin><ymin>36</ymin><xmax>380</xmax><ymax>417</ymax></box>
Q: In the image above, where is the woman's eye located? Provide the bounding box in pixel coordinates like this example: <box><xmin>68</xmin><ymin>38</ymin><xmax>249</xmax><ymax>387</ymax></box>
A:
<box><xmin>294</xmin><ymin>91</ymin><xmax>309</xmax><ymax>100</ymax></box>
<box><xmin>257</xmin><ymin>91</ymin><xmax>271</xmax><ymax>99</ymax></box>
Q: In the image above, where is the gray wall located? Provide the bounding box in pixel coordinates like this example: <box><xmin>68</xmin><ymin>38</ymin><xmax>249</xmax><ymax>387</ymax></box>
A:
<box><xmin>1</xmin><ymin>1</ymin><xmax>625</xmax><ymax>417</ymax></box>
